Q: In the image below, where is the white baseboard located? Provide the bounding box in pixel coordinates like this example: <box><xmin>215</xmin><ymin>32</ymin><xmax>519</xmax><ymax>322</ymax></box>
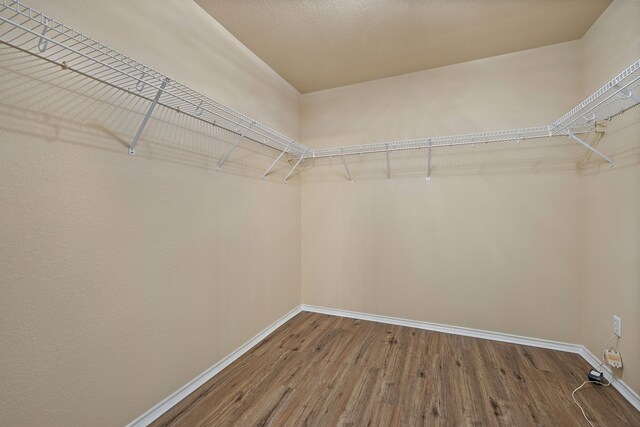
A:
<box><xmin>580</xmin><ymin>345</ymin><xmax>640</xmax><ymax>411</ymax></box>
<box><xmin>126</xmin><ymin>305</ymin><xmax>303</xmax><ymax>427</ymax></box>
<box><xmin>127</xmin><ymin>303</ymin><xmax>639</xmax><ymax>426</ymax></box>
<box><xmin>301</xmin><ymin>304</ymin><xmax>582</xmax><ymax>353</ymax></box>
<box><xmin>301</xmin><ymin>304</ymin><xmax>640</xmax><ymax>412</ymax></box>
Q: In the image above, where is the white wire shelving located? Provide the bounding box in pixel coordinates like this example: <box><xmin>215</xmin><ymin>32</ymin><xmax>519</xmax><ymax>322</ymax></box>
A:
<box><xmin>1</xmin><ymin>0</ymin><xmax>639</xmax><ymax>182</ymax></box>
<box><xmin>312</xmin><ymin>59</ymin><xmax>640</xmax><ymax>162</ymax></box>
<box><xmin>0</xmin><ymin>0</ymin><xmax>308</xmax><ymax>177</ymax></box>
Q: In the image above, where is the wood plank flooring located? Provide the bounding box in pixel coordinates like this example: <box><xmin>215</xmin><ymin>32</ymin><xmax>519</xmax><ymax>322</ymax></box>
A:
<box><xmin>152</xmin><ymin>312</ymin><xmax>640</xmax><ymax>426</ymax></box>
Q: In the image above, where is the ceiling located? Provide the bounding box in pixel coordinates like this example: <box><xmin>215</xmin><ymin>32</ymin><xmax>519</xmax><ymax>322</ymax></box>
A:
<box><xmin>196</xmin><ymin>0</ymin><xmax>612</xmax><ymax>94</ymax></box>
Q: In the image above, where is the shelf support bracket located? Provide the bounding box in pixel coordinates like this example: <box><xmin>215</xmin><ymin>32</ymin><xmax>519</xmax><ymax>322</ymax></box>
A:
<box><xmin>284</xmin><ymin>152</ymin><xmax>306</xmax><ymax>183</ymax></box>
<box><xmin>426</xmin><ymin>139</ymin><xmax>432</xmax><ymax>181</ymax></box>
<box><xmin>129</xmin><ymin>77</ymin><xmax>169</xmax><ymax>155</ymax></box>
<box><xmin>567</xmin><ymin>131</ymin><xmax>613</xmax><ymax>167</ymax></box>
<box><xmin>386</xmin><ymin>144</ymin><xmax>391</xmax><ymax>182</ymax></box>
<box><xmin>216</xmin><ymin>123</ymin><xmax>252</xmax><ymax>172</ymax></box>
<box><xmin>342</xmin><ymin>149</ymin><xmax>353</xmax><ymax>183</ymax></box>
<box><xmin>263</xmin><ymin>143</ymin><xmax>292</xmax><ymax>179</ymax></box>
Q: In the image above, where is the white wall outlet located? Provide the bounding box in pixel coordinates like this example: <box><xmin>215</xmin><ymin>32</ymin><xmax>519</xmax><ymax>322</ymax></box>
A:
<box><xmin>613</xmin><ymin>315</ymin><xmax>622</xmax><ymax>337</ymax></box>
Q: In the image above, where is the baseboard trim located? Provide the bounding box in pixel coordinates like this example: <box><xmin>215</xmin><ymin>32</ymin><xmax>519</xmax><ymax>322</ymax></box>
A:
<box><xmin>126</xmin><ymin>304</ymin><xmax>303</xmax><ymax>427</ymax></box>
<box><xmin>580</xmin><ymin>346</ymin><xmax>640</xmax><ymax>411</ymax></box>
<box><xmin>301</xmin><ymin>304</ymin><xmax>640</xmax><ymax>412</ymax></box>
<box><xmin>301</xmin><ymin>304</ymin><xmax>582</xmax><ymax>353</ymax></box>
<box><xmin>128</xmin><ymin>303</ymin><xmax>639</xmax><ymax>425</ymax></box>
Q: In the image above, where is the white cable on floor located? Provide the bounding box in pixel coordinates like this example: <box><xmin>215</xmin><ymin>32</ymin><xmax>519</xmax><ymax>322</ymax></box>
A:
<box><xmin>571</xmin><ymin>335</ymin><xmax>618</xmax><ymax>426</ymax></box>
<box><xmin>572</xmin><ymin>379</ymin><xmax>610</xmax><ymax>427</ymax></box>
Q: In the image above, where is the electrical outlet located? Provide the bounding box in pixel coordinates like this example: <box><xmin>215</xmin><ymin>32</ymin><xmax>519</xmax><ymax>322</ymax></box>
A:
<box><xmin>613</xmin><ymin>315</ymin><xmax>622</xmax><ymax>337</ymax></box>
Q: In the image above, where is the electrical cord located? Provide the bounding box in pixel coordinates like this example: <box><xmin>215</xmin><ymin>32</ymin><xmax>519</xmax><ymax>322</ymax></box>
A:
<box><xmin>572</xmin><ymin>379</ymin><xmax>611</xmax><ymax>427</ymax></box>
<box><xmin>571</xmin><ymin>335</ymin><xmax>619</xmax><ymax>426</ymax></box>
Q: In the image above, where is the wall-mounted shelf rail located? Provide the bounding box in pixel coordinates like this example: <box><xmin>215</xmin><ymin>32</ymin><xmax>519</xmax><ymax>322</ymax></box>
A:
<box><xmin>1</xmin><ymin>0</ymin><xmax>639</xmax><ymax>182</ymax></box>
<box><xmin>0</xmin><ymin>0</ymin><xmax>307</xmax><ymax>163</ymax></box>
<box><xmin>313</xmin><ymin>59</ymin><xmax>640</xmax><ymax>162</ymax></box>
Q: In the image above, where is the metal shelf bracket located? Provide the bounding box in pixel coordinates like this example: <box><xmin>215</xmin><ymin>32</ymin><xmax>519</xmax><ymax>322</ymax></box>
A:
<box><xmin>386</xmin><ymin>143</ymin><xmax>391</xmax><ymax>182</ymax></box>
<box><xmin>216</xmin><ymin>122</ymin><xmax>254</xmax><ymax>172</ymax></box>
<box><xmin>129</xmin><ymin>77</ymin><xmax>169</xmax><ymax>156</ymax></box>
<box><xmin>284</xmin><ymin>151</ymin><xmax>307</xmax><ymax>182</ymax></box>
<box><xmin>341</xmin><ymin>148</ymin><xmax>353</xmax><ymax>183</ymax></box>
<box><xmin>263</xmin><ymin>142</ymin><xmax>292</xmax><ymax>179</ymax></box>
<box><xmin>426</xmin><ymin>139</ymin><xmax>432</xmax><ymax>181</ymax></box>
<box><xmin>567</xmin><ymin>130</ymin><xmax>614</xmax><ymax>167</ymax></box>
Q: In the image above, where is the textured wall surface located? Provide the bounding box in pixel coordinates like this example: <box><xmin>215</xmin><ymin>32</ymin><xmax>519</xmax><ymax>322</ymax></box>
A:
<box><xmin>579</xmin><ymin>0</ymin><xmax>640</xmax><ymax>394</ymax></box>
<box><xmin>579</xmin><ymin>109</ymin><xmax>640</xmax><ymax>393</ymax></box>
<box><xmin>0</xmin><ymin>0</ymin><xmax>301</xmax><ymax>426</ymax></box>
<box><xmin>299</xmin><ymin>37</ymin><xmax>585</xmax><ymax>344</ymax></box>
<box><xmin>581</xmin><ymin>0</ymin><xmax>640</xmax><ymax>95</ymax></box>
<box><xmin>301</xmin><ymin>40</ymin><xmax>582</xmax><ymax>148</ymax></box>
<box><xmin>301</xmin><ymin>171</ymin><xmax>582</xmax><ymax>343</ymax></box>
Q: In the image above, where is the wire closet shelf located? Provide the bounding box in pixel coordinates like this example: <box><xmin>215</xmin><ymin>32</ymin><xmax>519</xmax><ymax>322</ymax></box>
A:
<box><xmin>1</xmin><ymin>0</ymin><xmax>639</xmax><ymax>182</ymax></box>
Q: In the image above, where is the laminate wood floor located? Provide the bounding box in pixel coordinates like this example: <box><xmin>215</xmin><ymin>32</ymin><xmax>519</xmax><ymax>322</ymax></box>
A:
<box><xmin>152</xmin><ymin>312</ymin><xmax>640</xmax><ymax>426</ymax></box>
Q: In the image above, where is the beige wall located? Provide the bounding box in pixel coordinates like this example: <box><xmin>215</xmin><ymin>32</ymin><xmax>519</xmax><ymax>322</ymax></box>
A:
<box><xmin>300</xmin><ymin>37</ymin><xmax>585</xmax><ymax>343</ymax></box>
<box><xmin>581</xmin><ymin>0</ymin><xmax>640</xmax><ymax>96</ymax></box>
<box><xmin>580</xmin><ymin>154</ymin><xmax>640</xmax><ymax>393</ymax></box>
<box><xmin>301</xmin><ymin>40</ymin><xmax>582</xmax><ymax>148</ymax></box>
<box><xmin>301</xmin><ymin>171</ymin><xmax>582</xmax><ymax>343</ymax></box>
<box><xmin>579</xmin><ymin>0</ymin><xmax>640</xmax><ymax>392</ymax></box>
<box><xmin>0</xmin><ymin>0</ymin><xmax>301</xmax><ymax>426</ymax></box>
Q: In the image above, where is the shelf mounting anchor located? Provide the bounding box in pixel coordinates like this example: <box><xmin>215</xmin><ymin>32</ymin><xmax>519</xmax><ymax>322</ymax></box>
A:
<box><xmin>567</xmin><ymin>130</ymin><xmax>613</xmax><ymax>167</ymax></box>
<box><xmin>263</xmin><ymin>142</ymin><xmax>292</xmax><ymax>179</ymax></box>
<box><xmin>129</xmin><ymin>77</ymin><xmax>169</xmax><ymax>155</ymax></box>
<box><xmin>342</xmin><ymin>149</ymin><xmax>353</xmax><ymax>183</ymax></box>
<box><xmin>216</xmin><ymin>123</ymin><xmax>253</xmax><ymax>172</ymax></box>
<box><xmin>284</xmin><ymin>151</ymin><xmax>307</xmax><ymax>183</ymax></box>
<box><xmin>426</xmin><ymin>139</ymin><xmax>432</xmax><ymax>181</ymax></box>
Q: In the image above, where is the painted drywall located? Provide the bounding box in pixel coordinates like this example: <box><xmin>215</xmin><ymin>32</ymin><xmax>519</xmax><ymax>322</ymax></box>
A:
<box><xmin>301</xmin><ymin>40</ymin><xmax>582</xmax><ymax>148</ymax></box>
<box><xmin>301</xmin><ymin>172</ymin><xmax>582</xmax><ymax>343</ymax></box>
<box><xmin>581</xmin><ymin>0</ymin><xmax>640</xmax><ymax>96</ymax></box>
<box><xmin>0</xmin><ymin>0</ymin><xmax>301</xmax><ymax>426</ymax></box>
<box><xmin>581</xmin><ymin>154</ymin><xmax>640</xmax><ymax>394</ymax></box>
<box><xmin>579</xmin><ymin>0</ymin><xmax>640</xmax><ymax>394</ymax></box>
<box><xmin>299</xmin><ymin>41</ymin><xmax>585</xmax><ymax>344</ymax></box>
